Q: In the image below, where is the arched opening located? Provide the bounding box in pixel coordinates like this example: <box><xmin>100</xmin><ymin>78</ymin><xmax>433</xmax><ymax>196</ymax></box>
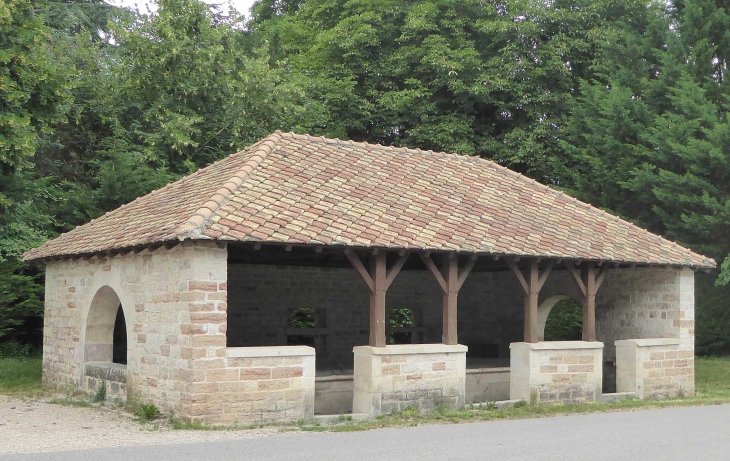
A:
<box><xmin>85</xmin><ymin>286</ymin><xmax>127</xmax><ymax>364</ymax></box>
<box><xmin>537</xmin><ymin>295</ymin><xmax>582</xmax><ymax>342</ymax></box>
<box><xmin>112</xmin><ymin>306</ymin><xmax>127</xmax><ymax>364</ymax></box>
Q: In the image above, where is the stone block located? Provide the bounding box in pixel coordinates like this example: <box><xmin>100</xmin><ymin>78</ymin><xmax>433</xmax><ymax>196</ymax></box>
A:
<box><xmin>510</xmin><ymin>341</ymin><xmax>603</xmax><ymax>404</ymax></box>
<box><xmin>352</xmin><ymin>344</ymin><xmax>466</xmax><ymax>417</ymax></box>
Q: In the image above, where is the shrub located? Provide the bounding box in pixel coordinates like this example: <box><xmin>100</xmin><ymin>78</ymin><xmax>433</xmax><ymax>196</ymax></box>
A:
<box><xmin>136</xmin><ymin>403</ymin><xmax>162</xmax><ymax>422</ymax></box>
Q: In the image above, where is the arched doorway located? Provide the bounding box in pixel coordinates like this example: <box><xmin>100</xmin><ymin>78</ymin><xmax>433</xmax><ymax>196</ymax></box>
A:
<box><xmin>537</xmin><ymin>295</ymin><xmax>582</xmax><ymax>342</ymax></box>
<box><xmin>85</xmin><ymin>286</ymin><xmax>127</xmax><ymax>364</ymax></box>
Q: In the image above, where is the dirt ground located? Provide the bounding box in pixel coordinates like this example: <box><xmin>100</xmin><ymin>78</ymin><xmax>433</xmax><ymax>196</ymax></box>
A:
<box><xmin>0</xmin><ymin>395</ymin><xmax>291</xmax><ymax>455</ymax></box>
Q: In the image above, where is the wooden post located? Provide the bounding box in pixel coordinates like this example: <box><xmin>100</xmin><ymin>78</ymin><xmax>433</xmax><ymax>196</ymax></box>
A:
<box><xmin>443</xmin><ymin>255</ymin><xmax>458</xmax><ymax>345</ymax></box>
<box><xmin>567</xmin><ymin>262</ymin><xmax>609</xmax><ymax>342</ymax></box>
<box><xmin>370</xmin><ymin>251</ymin><xmax>387</xmax><ymax>347</ymax></box>
<box><xmin>506</xmin><ymin>258</ymin><xmax>556</xmax><ymax>343</ymax></box>
<box><xmin>345</xmin><ymin>249</ymin><xmax>409</xmax><ymax>347</ymax></box>
<box><xmin>421</xmin><ymin>253</ymin><xmax>477</xmax><ymax>345</ymax></box>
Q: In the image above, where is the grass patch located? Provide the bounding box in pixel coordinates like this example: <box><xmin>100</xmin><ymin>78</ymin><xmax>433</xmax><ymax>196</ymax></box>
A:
<box><xmin>696</xmin><ymin>356</ymin><xmax>730</xmax><ymax>398</ymax></box>
<box><xmin>0</xmin><ymin>356</ymin><xmax>44</xmax><ymax>396</ymax></box>
<box><xmin>172</xmin><ymin>420</ymin><xmax>266</xmax><ymax>431</ymax></box>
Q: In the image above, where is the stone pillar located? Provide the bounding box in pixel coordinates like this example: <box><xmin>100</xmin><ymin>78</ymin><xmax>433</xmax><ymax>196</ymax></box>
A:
<box><xmin>510</xmin><ymin>341</ymin><xmax>604</xmax><ymax>404</ymax></box>
<box><xmin>353</xmin><ymin>344</ymin><xmax>467</xmax><ymax>417</ymax></box>
<box><xmin>615</xmin><ymin>338</ymin><xmax>692</xmax><ymax>399</ymax></box>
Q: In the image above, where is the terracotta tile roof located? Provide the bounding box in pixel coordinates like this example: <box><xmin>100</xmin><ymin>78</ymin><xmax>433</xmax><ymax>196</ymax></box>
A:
<box><xmin>24</xmin><ymin>131</ymin><xmax>715</xmax><ymax>268</ymax></box>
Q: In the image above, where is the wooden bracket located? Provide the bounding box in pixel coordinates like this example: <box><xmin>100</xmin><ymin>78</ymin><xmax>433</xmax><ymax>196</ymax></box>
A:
<box><xmin>456</xmin><ymin>255</ymin><xmax>478</xmax><ymax>291</ymax></box>
<box><xmin>536</xmin><ymin>260</ymin><xmax>556</xmax><ymax>292</ymax></box>
<box><xmin>566</xmin><ymin>263</ymin><xmax>587</xmax><ymax>297</ymax></box>
<box><xmin>420</xmin><ymin>253</ymin><xmax>448</xmax><ymax>293</ymax></box>
<box><xmin>505</xmin><ymin>258</ymin><xmax>529</xmax><ymax>295</ymax></box>
<box><xmin>384</xmin><ymin>252</ymin><xmax>410</xmax><ymax>290</ymax></box>
<box><xmin>345</xmin><ymin>250</ymin><xmax>374</xmax><ymax>293</ymax></box>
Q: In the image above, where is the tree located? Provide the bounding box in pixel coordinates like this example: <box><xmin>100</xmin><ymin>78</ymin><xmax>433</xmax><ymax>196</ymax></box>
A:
<box><xmin>106</xmin><ymin>0</ymin><xmax>318</xmax><ymax>175</ymax></box>
<box><xmin>250</xmin><ymin>0</ymin><xmax>653</xmax><ymax>178</ymax></box>
<box><xmin>0</xmin><ymin>0</ymin><xmax>71</xmax><ymax>180</ymax></box>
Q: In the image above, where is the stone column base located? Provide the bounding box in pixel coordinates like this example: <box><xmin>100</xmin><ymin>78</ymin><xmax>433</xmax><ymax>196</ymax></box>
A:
<box><xmin>615</xmin><ymin>338</ymin><xmax>693</xmax><ymax>399</ymax></box>
<box><xmin>510</xmin><ymin>341</ymin><xmax>603</xmax><ymax>404</ymax></box>
<box><xmin>353</xmin><ymin>344</ymin><xmax>467</xmax><ymax>417</ymax></box>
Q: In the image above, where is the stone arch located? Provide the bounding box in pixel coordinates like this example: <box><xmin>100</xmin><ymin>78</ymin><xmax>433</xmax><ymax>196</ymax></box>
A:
<box><xmin>537</xmin><ymin>295</ymin><xmax>569</xmax><ymax>341</ymax></box>
<box><xmin>84</xmin><ymin>286</ymin><xmax>129</xmax><ymax>363</ymax></box>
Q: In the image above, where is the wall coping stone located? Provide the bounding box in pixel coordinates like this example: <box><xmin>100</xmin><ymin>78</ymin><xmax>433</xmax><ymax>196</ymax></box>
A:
<box><xmin>466</xmin><ymin>367</ymin><xmax>510</xmax><ymax>374</ymax></box>
<box><xmin>510</xmin><ymin>341</ymin><xmax>604</xmax><ymax>351</ymax></box>
<box><xmin>353</xmin><ymin>344</ymin><xmax>468</xmax><ymax>355</ymax></box>
<box><xmin>615</xmin><ymin>338</ymin><xmax>681</xmax><ymax>348</ymax></box>
<box><xmin>226</xmin><ymin>346</ymin><xmax>315</xmax><ymax>358</ymax></box>
<box><xmin>315</xmin><ymin>374</ymin><xmax>353</xmax><ymax>383</ymax></box>
<box><xmin>85</xmin><ymin>362</ymin><xmax>127</xmax><ymax>383</ymax></box>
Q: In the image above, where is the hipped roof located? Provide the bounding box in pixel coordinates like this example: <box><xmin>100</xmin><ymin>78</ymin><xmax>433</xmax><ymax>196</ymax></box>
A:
<box><xmin>23</xmin><ymin>131</ymin><xmax>716</xmax><ymax>268</ymax></box>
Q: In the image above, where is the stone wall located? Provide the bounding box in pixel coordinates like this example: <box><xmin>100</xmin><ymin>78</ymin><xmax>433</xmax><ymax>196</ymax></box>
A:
<box><xmin>353</xmin><ymin>344</ymin><xmax>467</xmax><ymax>416</ymax></box>
<box><xmin>615</xmin><ymin>338</ymin><xmax>693</xmax><ymax>398</ymax></box>
<box><xmin>596</xmin><ymin>268</ymin><xmax>694</xmax><ymax>363</ymax></box>
<box><xmin>595</xmin><ymin>267</ymin><xmax>695</xmax><ymax>393</ymax></box>
<box><xmin>43</xmin><ymin>241</ymin><xmax>228</xmax><ymax>416</ymax></box>
<box><xmin>83</xmin><ymin>362</ymin><xmax>127</xmax><ymax>402</ymax></box>
<box><xmin>510</xmin><ymin>341</ymin><xmax>604</xmax><ymax>404</ymax></box>
<box><xmin>185</xmin><ymin>346</ymin><xmax>315</xmax><ymax>425</ymax></box>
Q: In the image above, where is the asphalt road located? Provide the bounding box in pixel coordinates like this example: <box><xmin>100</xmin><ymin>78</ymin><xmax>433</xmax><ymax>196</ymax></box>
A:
<box><xmin>6</xmin><ymin>404</ymin><xmax>730</xmax><ymax>461</ymax></box>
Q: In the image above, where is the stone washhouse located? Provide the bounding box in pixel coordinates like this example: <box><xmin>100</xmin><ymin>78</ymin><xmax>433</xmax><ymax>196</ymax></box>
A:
<box><xmin>24</xmin><ymin>131</ymin><xmax>715</xmax><ymax>424</ymax></box>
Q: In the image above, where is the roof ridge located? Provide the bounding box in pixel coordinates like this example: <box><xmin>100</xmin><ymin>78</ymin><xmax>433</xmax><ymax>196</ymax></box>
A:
<box><xmin>175</xmin><ymin>131</ymin><xmax>283</xmax><ymax>239</ymax></box>
<box><xmin>277</xmin><ymin>131</ymin><xmax>714</xmax><ymax>264</ymax></box>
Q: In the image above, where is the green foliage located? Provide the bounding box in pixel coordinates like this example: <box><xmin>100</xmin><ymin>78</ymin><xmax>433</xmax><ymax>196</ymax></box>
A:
<box><xmin>0</xmin><ymin>342</ymin><xmax>32</xmax><ymax>359</ymax></box>
<box><xmin>287</xmin><ymin>307</ymin><xmax>316</xmax><ymax>328</ymax></box>
<box><xmin>253</xmin><ymin>0</ymin><xmax>653</xmax><ymax>177</ymax></box>
<box><xmin>389</xmin><ymin>308</ymin><xmax>413</xmax><ymax>329</ymax></box>
<box><xmin>0</xmin><ymin>356</ymin><xmax>42</xmax><ymax>394</ymax></box>
<box><xmin>0</xmin><ymin>0</ymin><xmax>72</xmax><ymax>177</ymax></box>
<box><xmin>695</xmin><ymin>272</ymin><xmax>730</xmax><ymax>356</ymax></box>
<box><xmin>93</xmin><ymin>380</ymin><xmax>106</xmax><ymax>402</ymax></box>
<box><xmin>136</xmin><ymin>403</ymin><xmax>162</xmax><ymax>421</ymax></box>
<box><xmin>389</xmin><ymin>308</ymin><xmax>413</xmax><ymax>345</ymax></box>
<box><xmin>0</xmin><ymin>261</ymin><xmax>43</xmax><ymax>341</ymax></box>
<box><xmin>543</xmin><ymin>298</ymin><xmax>583</xmax><ymax>342</ymax></box>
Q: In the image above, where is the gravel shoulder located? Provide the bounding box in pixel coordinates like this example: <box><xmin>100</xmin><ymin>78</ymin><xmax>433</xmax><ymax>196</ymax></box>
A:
<box><xmin>0</xmin><ymin>395</ymin><xmax>290</xmax><ymax>455</ymax></box>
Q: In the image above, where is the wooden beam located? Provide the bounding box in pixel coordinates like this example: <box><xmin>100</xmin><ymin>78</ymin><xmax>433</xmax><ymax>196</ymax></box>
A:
<box><xmin>443</xmin><ymin>255</ymin><xmax>458</xmax><ymax>345</ymax></box>
<box><xmin>370</xmin><ymin>251</ymin><xmax>387</xmax><ymax>347</ymax></box>
<box><xmin>582</xmin><ymin>263</ymin><xmax>597</xmax><ymax>342</ymax></box>
<box><xmin>536</xmin><ymin>260</ymin><xmax>556</xmax><ymax>292</ymax></box>
<box><xmin>524</xmin><ymin>259</ymin><xmax>540</xmax><ymax>343</ymax></box>
<box><xmin>566</xmin><ymin>263</ymin><xmax>587</xmax><ymax>297</ymax></box>
<box><xmin>455</xmin><ymin>255</ymin><xmax>478</xmax><ymax>291</ymax></box>
<box><xmin>595</xmin><ymin>265</ymin><xmax>609</xmax><ymax>291</ymax></box>
<box><xmin>285</xmin><ymin>244</ymin><xmax>293</xmax><ymax>252</ymax></box>
<box><xmin>314</xmin><ymin>245</ymin><xmax>323</xmax><ymax>253</ymax></box>
<box><xmin>384</xmin><ymin>252</ymin><xmax>409</xmax><ymax>290</ymax></box>
<box><xmin>505</xmin><ymin>258</ymin><xmax>529</xmax><ymax>296</ymax></box>
<box><xmin>420</xmin><ymin>253</ymin><xmax>447</xmax><ymax>293</ymax></box>
<box><xmin>345</xmin><ymin>251</ymin><xmax>374</xmax><ymax>293</ymax></box>
<box><xmin>253</xmin><ymin>243</ymin><xmax>262</xmax><ymax>250</ymax></box>
<box><xmin>507</xmin><ymin>258</ymin><xmax>555</xmax><ymax>343</ymax></box>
